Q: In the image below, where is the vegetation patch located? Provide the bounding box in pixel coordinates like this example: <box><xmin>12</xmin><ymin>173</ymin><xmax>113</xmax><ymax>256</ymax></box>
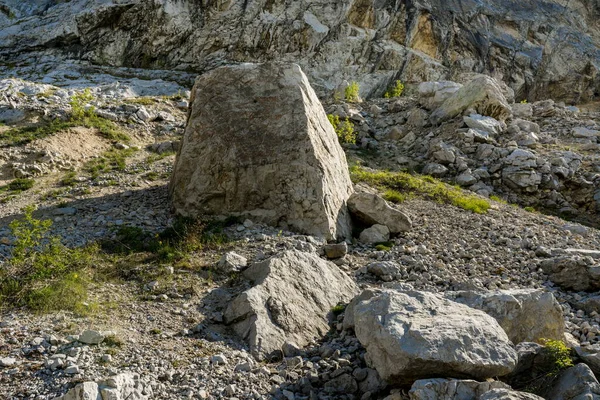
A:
<box><xmin>350</xmin><ymin>165</ymin><xmax>491</xmax><ymax>214</ymax></box>
<box><xmin>0</xmin><ymin>206</ymin><xmax>103</xmax><ymax>313</ymax></box>
<box><xmin>384</xmin><ymin>80</ymin><xmax>404</xmax><ymax>98</ymax></box>
<box><xmin>85</xmin><ymin>148</ymin><xmax>138</xmax><ymax>180</ymax></box>
<box><xmin>146</xmin><ymin>150</ymin><xmax>176</xmax><ymax>164</ymax></box>
<box><xmin>102</xmin><ymin>217</ymin><xmax>231</xmax><ymax>266</ymax></box>
<box><xmin>2</xmin><ymin>178</ymin><xmax>35</xmax><ymax>193</ymax></box>
<box><xmin>522</xmin><ymin>339</ymin><xmax>574</xmax><ymax>395</ymax></box>
<box><xmin>345</xmin><ymin>81</ymin><xmax>360</xmax><ymax>103</ymax></box>
<box><xmin>1</xmin><ymin>88</ymin><xmax>129</xmax><ymax>147</ymax></box>
<box><xmin>327</xmin><ymin>114</ymin><xmax>357</xmax><ymax>144</ymax></box>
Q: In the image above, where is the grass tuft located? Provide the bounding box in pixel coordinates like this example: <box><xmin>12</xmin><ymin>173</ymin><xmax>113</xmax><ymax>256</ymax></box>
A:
<box><xmin>350</xmin><ymin>165</ymin><xmax>490</xmax><ymax>214</ymax></box>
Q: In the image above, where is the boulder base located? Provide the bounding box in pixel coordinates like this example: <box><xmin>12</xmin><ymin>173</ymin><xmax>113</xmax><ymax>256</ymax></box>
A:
<box><xmin>170</xmin><ymin>63</ymin><xmax>353</xmax><ymax>240</ymax></box>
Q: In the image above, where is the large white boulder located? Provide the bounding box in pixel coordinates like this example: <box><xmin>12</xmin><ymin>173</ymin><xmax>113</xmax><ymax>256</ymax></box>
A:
<box><xmin>430</xmin><ymin>76</ymin><xmax>512</xmax><ymax>125</ymax></box>
<box><xmin>170</xmin><ymin>63</ymin><xmax>353</xmax><ymax>240</ymax></box>
<box><xmin>446</xmin><ymin>289</ymin><xmax>565</xmax><ymax>344</ymax></box>
<box><xmin>224</xmin><ymin>250</ymin><xmax>358</xmax><ymax>360</ymax></box>
<box><xmin>353</xmin><ymin>290</ymin><xmax>518</xmax><ymax>385</ymax></box>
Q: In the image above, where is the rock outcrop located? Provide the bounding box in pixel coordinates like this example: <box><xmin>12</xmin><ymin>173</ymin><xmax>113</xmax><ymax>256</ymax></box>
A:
<box><xmin>543</xmin><ymin>363</ymin><xmax>600</xmax><ymax>400</ymax></box>
<box><xmin>539</xmin><ymin>256</ymin><xmax>600</xmax><ymax>291</ymax></box>
<box><xmin>430</xmin><ymin>76</ymin><xmax>512</xmax><ymax>125</ymax></box>
<box><xmin>54</xmin><ymin>372</ymin><xmax>151</xmax><ymax>400</ymax></box>
<box><xmin>409</xmin><ymin>379</ymin><xmax>542</xmax><ymax>400</ymax></box>
<box><xmin>224</xmin><ymin>250</ymin><xmax>358</xmax><ymax>360</ymax></box>
<box><xmin>170</xmin><ymin>63</ymin><xmax>353</xmax><ymax>240</ymax></box>
<box><xmin>1</xmin><ymin>0</ymin><xmax>599</xmax><ymax>102</ymax></box>
<box><xmin>446</xmin><ymin>289</ymin><xmax>565</xmax><ymax>344</ymax></box>
<box><xmin>352</xmin><ymin>289</ymin><xmax>517</xmax><ymax>385</ymax></box>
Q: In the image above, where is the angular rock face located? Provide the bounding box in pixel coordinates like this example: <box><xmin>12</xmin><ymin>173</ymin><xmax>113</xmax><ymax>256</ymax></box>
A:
<box><xmin>446</xmin><ymin>289</ymin><xmax>564</xmax><ymax>344</ymax></box>
<box><xmin>347</xmin><ymin>192</ymin><xmax>412</xmax><ymax>233</ymax></box>
<box><xmin>409</xmin><ymin>379</ymin><xmax>542</xmax><ymax>400</ymax></box>
<box><xmin>539</xmin><ymin>256</ymin><xmax>600</xmax><ymax>291</ymax></box>
<box><xmin>224</xmin><ymin>250</ymin><xmax>358</xmax><ymax>360</ymax></box>
<box><xmin>352</xmin><ymin>290</ymin><xmax>518</xmax><ymax>385</ymax></box>
<box><xmin>53</xmin><ymin>373</ymin><xmax>150</xmax><ymax>400</ymax></box>
<box><xmin>544</xmin><ymin>363</ymin><xmax>600</xmax><ymax>400</ymax></box>
<box><xmin>430</xmin><ymin>76</ymin><xmax>512</xmax><ymax>125</ymax></box>
<box><xmin>2</xmin><ymin>0</ymin><xmax>600</xmax><ymax>102</ymax></box>
<box><xmin>170</xmin><ymin>63</ymin><xmax>353</xmax><ymax>240</ymax></box>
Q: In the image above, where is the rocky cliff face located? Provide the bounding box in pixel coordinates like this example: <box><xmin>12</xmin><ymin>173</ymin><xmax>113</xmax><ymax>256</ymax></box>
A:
<box><xmin>1</xmin><ymin>0</ymin><xmax>599</xmax><ymax>103</ymax></box>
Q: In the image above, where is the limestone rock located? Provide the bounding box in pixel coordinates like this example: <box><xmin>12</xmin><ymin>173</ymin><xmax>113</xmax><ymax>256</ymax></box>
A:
<box><xmin>575</xmin><ymin>345</ymin><xmax>600</xmax><ymax>376</ymax></box>
<box><xmin>539</xmin><ymin>256</ymin><xmax>600</xmax><ymax>291</ymax></box>
<box><xmin>78</xmin><ymin>330</ymin><xmax>104</xmax><ymax>345</ymax></box>
<box><xmin>572</xmin><ymin>127</ymin><xmax>600</xmax><ymax>139</ymax></box>
<box><xmin>359</xmin><ymin>224</ymin><xmax>390</xmax><ymax>244</ymax></box>
<box><xmin>463</xmin><ymin>114</ymin><xmax>503</xmax><ymax>135</ymax></box>
<box><xmin>353</xmin><ymin>289</ymin><xmax>518</xmax><ymax>385</ymax></box>
<box><xmin>512</xmin><ymin>103</ymin><xmax>533</xmax><ymax>119</ymax></box>
<box><xmin>170</xmin><ymin>63</ymin><xmax>353</xmax><ymax>240</ymax></box>
<box><xmin>53</xmin><ymin>372</ymin><xmax>150</xmax><ymax>400</ymax></box>
<box><xmin>323</xmin><ymin>243</ymin><xmax>348</xmax><ymax>259</ymax></box>
<box><xmin>430</xmin><ymin>76</ymin><xmax>512</xmax><ymax>125</ymax></box>
<box><xmin>409</xmin><ymin>379</ymin><xmax>541</xmax><ymax>400</ymax></box>
<box><xmin>418</xmin><ymin>81</ymin><xmax>463</xmax><ymax>110</ymax></box>
<box><xmin>54</xmin><ymin>382</ymin><xmax>99</xmax><ymax>400</ymax></box>
<box><xmin>480</xmin><ymin>389</ymin><xmax>544</xmax><ymax>400</ymax></box>
<box><xmin>544</xmin><ymin>363</ymin><xmax>600</xmax><ymax>400</ymax></box>
<box><xmin>216</xmin><ymin>252</ymin><xmax>248</xmax><ymax>274</ymax></box>
<box><xmin>446</xmin><ymin>289</ymin><xmax>564</xmax><ymax>344</ymax></box>
<box><xmin>347</xmin><ymin>192</ymin><xmax>412</xmax><ymax>233</ymax></box>
<box><xmin>224</xmin><ymin>250</ymin><xmax>358</xmax><ymax>359</ymax></box>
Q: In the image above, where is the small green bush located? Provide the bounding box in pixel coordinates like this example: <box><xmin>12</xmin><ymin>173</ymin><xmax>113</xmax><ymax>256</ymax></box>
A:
<box><xmin>522</xmin><ymin>339</ymin><xmax>574</xmax><ymax>394</ymax></box>
<box><xmin>384</xmin><ymin>80</ymin><xmax>404</xmax><ymax>98</ymax></box>
<box><xmin>345</xmin><ymin>81</ymin><xmax>360</xmax><ymax>103</ymax></box>
<box><xmin>7</xmin><ymin>178</ymin><xmax>35</xmax><ymax>192</ymax></box>
<box><xmin>540</xmin><ymin>339</ymin><xmax>573</xmax><ymax>372</ymax></box>
<box><xmin>0</xmin><ymin>205</ymin><xmax>100</xmax><ymax>313</ymax></box>
<box><xmin>327</xmin><ymin>114</ymin><xmax>357</xmax><ymax>144</ymax></box>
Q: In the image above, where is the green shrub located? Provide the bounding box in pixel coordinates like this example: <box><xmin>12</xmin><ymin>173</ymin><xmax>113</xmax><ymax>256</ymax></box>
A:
<box><xmin>0</xmin><ymin>205</ymin><xmax>100</xmax><ymax>313</ymax></box>
<box><xmin>522</xmin><ymin>339</ymin><xmax>574</xmax><ymax>394</ymax></box>
<box><xmin>345</xmin><ymin>81</ymin><xmax>360</xmax><ymax>103</ymax></box>
<box><xmin>7</xmin><ymin>178</ymin><xmax>34</xmax><ymax>192</ymax></box>
<box><xmin>489</xmin><ymin>195</ymin><xmax>506</xmax><ymax>204</ymax></box>
<box><xmin>524</xmin><ymin>206</ymin><xmax>536</xmax><ymax>213</ymax></box>
<box><xmin>327</xmin><ymin>114</ymin><xmax>357</xmax><ymax>144</ymax></box>
<box><xmin>384</xmin><ymin>80</ymin><xmax>404</xmax><ymax>98</ymax></box>
<box><xmin>350</xmin><ymin>165</ymin><xmax>490</xmax><ymax>214</ymax></box>
<box><xmin>102</xmin><ymin>217</ymin><xmax>230</xmax><ymax>264</ymax></box>
<box><xmin>540</xmin><ymin>339</ymin><xmax>573</xmax><ymax>372</ymax></box>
